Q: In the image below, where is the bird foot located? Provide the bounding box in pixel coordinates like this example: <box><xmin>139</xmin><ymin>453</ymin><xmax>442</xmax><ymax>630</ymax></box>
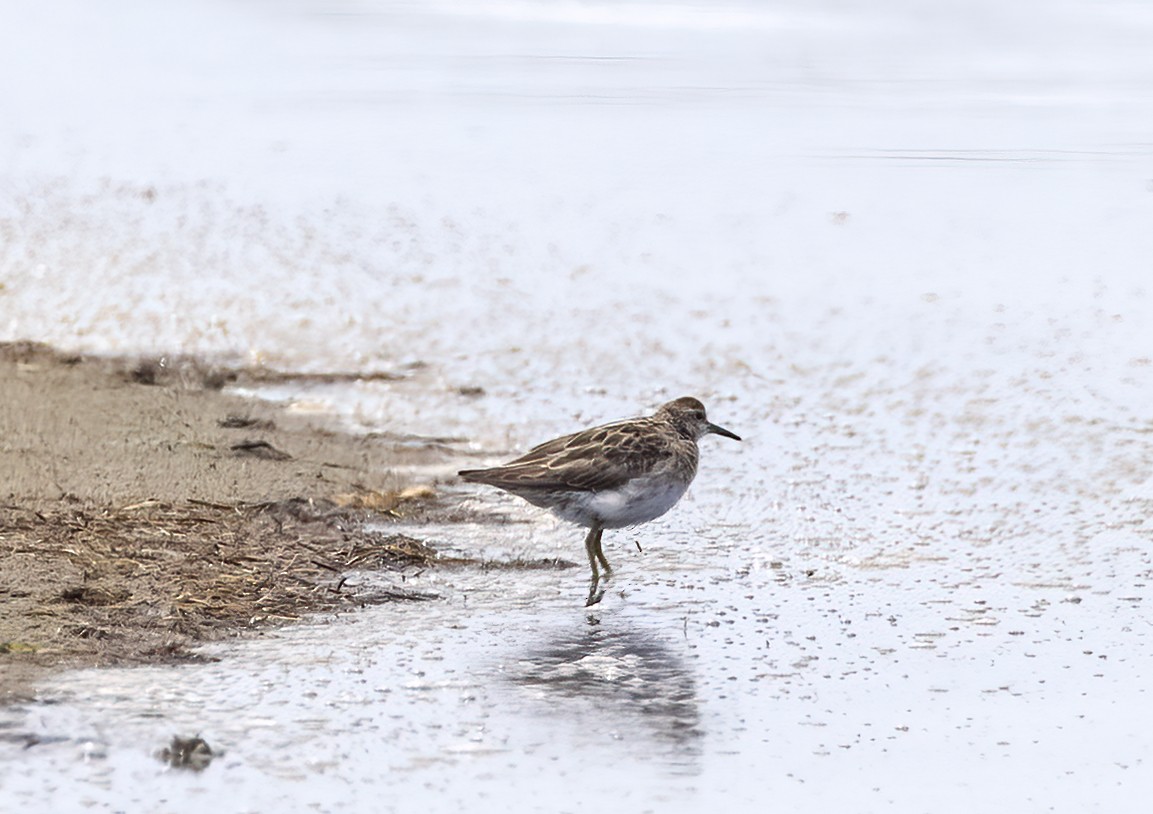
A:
<box><xmin>585</xmin><ymin>576</ymin><xmax>608</xmax><ymax>607</ymax></box>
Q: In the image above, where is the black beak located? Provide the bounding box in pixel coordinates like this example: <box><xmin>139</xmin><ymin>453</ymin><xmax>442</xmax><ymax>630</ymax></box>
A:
<box><xmin>707</xmin><ymin>422</ymin><xmax>741</xmax><ymax>441</ymax></box>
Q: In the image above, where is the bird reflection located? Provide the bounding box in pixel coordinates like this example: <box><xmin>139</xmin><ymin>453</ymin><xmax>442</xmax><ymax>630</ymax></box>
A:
<box><xmin>512</xmin><ymin>618</ymin><xmax>702</xmax><ymax>771</ymax></box>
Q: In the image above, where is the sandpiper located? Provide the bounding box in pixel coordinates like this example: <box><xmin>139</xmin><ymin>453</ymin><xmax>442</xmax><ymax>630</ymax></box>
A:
<box><xmin>459</xmin><ymin>396</ymin><xmax>741</xmax><ymax>605</ymax></box>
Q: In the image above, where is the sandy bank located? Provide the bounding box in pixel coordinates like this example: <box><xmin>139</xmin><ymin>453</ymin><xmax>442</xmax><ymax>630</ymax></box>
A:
<box><xmin>0</xmin><ymin>342</ymin><xmax>456</xmax><ymax>698</ymax></box>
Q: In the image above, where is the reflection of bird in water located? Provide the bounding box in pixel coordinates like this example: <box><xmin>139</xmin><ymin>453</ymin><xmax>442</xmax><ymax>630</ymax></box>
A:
<box><xmin>515</xmin><ymin>624</ymin><xmax>703</xmax><ymax>768</ymax></box>
<box><xmin>459</xmin><ymin>397</ymin><xmax>740</xmax><ymax>605</ymax></box>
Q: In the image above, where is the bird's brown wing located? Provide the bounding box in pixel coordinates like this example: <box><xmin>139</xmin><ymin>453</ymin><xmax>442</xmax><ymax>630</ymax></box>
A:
<box><xmin>459</xmin><ymin>419</ymin><xmax>672</xmax><ymax>493</ymax></box>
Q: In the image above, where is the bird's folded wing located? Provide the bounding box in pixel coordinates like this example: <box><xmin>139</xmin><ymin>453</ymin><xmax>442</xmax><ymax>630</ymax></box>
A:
<box><xmin>462</xmin><ymin>422</ymin><xmax>669</xmax><ymax>493</ymax></box>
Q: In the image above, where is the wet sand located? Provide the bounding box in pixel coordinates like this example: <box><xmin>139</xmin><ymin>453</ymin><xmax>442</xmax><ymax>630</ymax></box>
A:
<box><xmin>0</xmin><ymin>342</ymin><xmax>453</xmax><ymax>696</ymax></box>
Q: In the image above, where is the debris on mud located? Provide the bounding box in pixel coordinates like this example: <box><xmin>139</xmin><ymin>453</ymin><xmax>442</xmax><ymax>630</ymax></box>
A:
<box><xmin>159</xmin><ymin>735</ymin><xmax>215</xmax><ymax>771</ymax></box>
<box><xmin>0</xmin><ymin>499</ymin><xmax>438</xmax><ymax>670</ymax></box>
<box><xmin>0</xmin><ymin>342</ymin><xmax>453</xmax><ymax>683</ymax></box>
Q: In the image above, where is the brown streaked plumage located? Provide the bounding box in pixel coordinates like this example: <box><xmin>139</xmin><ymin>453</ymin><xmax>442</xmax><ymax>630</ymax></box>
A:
<box><xmin>459</xmin><ymin>396</ymin><xmax>740</xmax><ymax>605</ymax></box>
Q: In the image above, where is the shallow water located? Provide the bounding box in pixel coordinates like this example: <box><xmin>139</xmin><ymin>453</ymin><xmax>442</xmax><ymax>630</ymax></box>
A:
<box><xmin>4</xmin><ymin>0</ymin><xmax>1153</xmax><ymax>810</ymax></box>
<box><xmin>2</xmin><ymin>509</ymin><xmax>1150</xmax><ymax>811</ymax></box>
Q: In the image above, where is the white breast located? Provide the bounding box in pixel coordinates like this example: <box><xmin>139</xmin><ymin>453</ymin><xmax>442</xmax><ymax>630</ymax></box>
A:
<box><xmin>573</xmin><ymin>476</ymin><xmax>691</xmax><ymax>530</ymax></box>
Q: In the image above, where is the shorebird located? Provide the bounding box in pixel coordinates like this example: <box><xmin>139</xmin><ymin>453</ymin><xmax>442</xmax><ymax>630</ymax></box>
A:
<box><xmin>459</xmin><ymin>397</ymin><xmax>740</xmax><ymax>605</ymax></box>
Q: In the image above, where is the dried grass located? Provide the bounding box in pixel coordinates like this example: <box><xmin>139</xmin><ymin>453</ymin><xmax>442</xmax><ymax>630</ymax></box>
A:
<box><xmin>0</xmin><ymin>498</ymin><xmax>437</xmax><ymax>666</ymax></box>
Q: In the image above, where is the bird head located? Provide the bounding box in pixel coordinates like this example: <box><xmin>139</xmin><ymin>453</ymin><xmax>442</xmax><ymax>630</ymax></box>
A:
<box><xmin>658</xmin><ymin>397</ymin><xmax>741</xmax><ymax>442</ymax></box>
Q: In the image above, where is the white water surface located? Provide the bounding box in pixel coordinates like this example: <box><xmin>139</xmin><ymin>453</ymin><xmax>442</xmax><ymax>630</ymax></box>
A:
<box><xmin>3</xmin><ymin>0</ymin><xmax>1153</xmax><ymax>811</ymax></box>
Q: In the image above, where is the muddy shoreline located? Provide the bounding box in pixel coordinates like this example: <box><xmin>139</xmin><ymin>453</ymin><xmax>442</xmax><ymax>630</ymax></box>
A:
<box><xmin>0</xmin><ymin>342</ymin><xmax>469</xmax><ymax>698</ymax></box>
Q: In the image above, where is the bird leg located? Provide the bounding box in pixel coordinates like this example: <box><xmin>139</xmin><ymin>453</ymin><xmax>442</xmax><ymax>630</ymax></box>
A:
<box><xmin>584</xmin><ymin>523</ymin><xmax>605</xmax><ymax>581</ymax></box>
<box><xmin>593</xmin><ymin>531</ymin><xmax>612</xmax><ymax>579</ymax></box>
<box><xmin>584</xmin><ymin>524</ymin><xmax>609</xmax><ymax>607</ymax></box>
